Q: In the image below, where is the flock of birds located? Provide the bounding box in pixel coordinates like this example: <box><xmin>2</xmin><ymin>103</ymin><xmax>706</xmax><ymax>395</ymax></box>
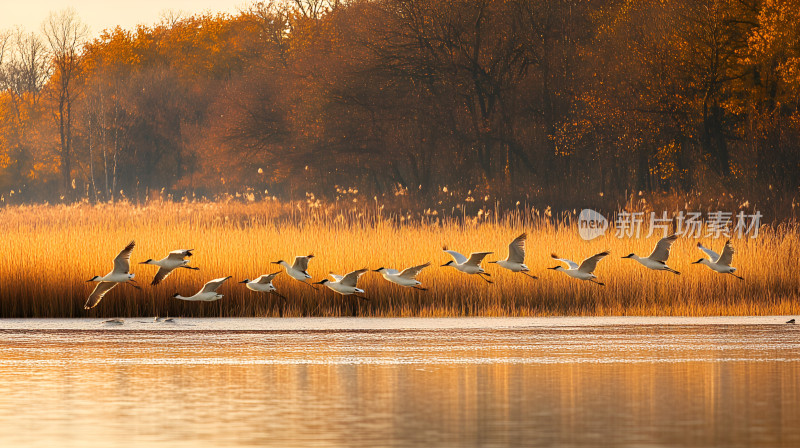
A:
<box><xmin>84</xmin><ymin>233</ymin><xmax>747</xmax><ymax>310</ymax></box>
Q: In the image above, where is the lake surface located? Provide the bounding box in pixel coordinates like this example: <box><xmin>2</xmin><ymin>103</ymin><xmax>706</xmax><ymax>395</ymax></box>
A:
<box><xmin>0</xmin><ymin>317</ymin><xmax>798</xmax><ymax>447</ymax></box>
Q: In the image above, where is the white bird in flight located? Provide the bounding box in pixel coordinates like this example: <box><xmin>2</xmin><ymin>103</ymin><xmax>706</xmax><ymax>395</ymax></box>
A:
<box><xmin>240</xmin><ymin>272</ymin><xmax>287</xmax><ymax>301</ymax></box>
<box><xmin>373</xmin><ymin>262</ymin><xmax>431</xmax><ymax>290</ymax></box>
<box><xmin>84</xmin><ymin>241</ymin><xmax>140</xmax><ymax>309</ymax></box>
<box><xmin>693</xmin><ymin>241</ymin><xmax>743</xmax><ymax>280</ymax></box>
<box><xmin>139</xmin><ymin>249</ymin><xmax>199</xmax><ymax>285</ymax></box>
<box><xmin>272</xmin><ymin>255</ymin><xmax>317</xmax><ymax>289</ymax></box>
<box><xmin>442</xmin><ymin>246</ymin><xmax>493</xmax><ymax>283</ymax></box>
<box><xmin>622</xmin><ymin>234</ymin><xmax>680</xmax><ymax>274</ymax></box>
<box><xmin>173</xmin><ymin>276</ymin><xmax>232</xmax><ymax>301</ymax></box>
<box><xmin>488</xmin><ymin>233</ymin><xmax>537</xmax><ymax>279</ymax></box>
<box><xmin>314</xmin><ymin>269</ymin><xmax>369</xmax><ymax>300</ymax></box>
<box><xmin>549</xmin><ymin>251</ymin><xmax>610</xmax><ymax>286</ymax></box>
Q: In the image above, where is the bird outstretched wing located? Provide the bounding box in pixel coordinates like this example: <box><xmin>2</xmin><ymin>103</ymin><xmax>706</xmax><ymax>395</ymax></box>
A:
<box><xmin>113</xmin><ymin>241</ymin><xmax>135</xmax><ymax>274</ymax></box>
<box><xmin>648</xmin><ymin>234</ymin><xmax>678</xmax><ymax>262</ymax></box>
<box><xmin>329</xmin><ymin>272</ymin><xmax>345</xmax><ymax>281</ymax></box>
<box><xmin>697</xmin><ymin>243</ymin><xmax>721</xmax><ymax>262</ymax></box>
<box><xmin>292</xmin><ymin>255</ymin><xmax>313</xmax><ymax>273</ymax></box>
<box><xmin>256</xmin><ymin>272</ymin><xmax>280</xmax><ymax>284</ymax></box>
<box><xmin>200</xmin><ymin>276</ymin><xmax>231</xmax><ymax>293</ymax></box>
<box><xmin>399</xmin><ymin>262</ymin><xmax>431</xmax><ymax>279</ymax></box>
<box><xmin>151</xmin><ymin>266</ymin><xmax>175</xmax><ymax>285</ymax></box>
<box><xmin>507</xmin><ymin>233</ymin><xmax>526</xmax><ymax>263</ymax></box>
<box><xmin>443</xmin><ymin>247</ymin><xmax>468</xmax><ymax>265</ymax></box>
<box><xmin>340</xmin><ymin>269</ymin><xmax>368</xmax><ymax>287</ymax></box>
<box><xmin>465</xmin><ymin>252</ymin><xmax>492</xmax><ymax>267</ymax></box>
<box><xmin>716</xmin><ymin>241</ymin><xmax>735</xmax><ymax>266</ymax></box>
<box><xmin>84</xmin><ymin>282</ymin><xmax>117</xmax><ymax>309</ymax></box>
<box><xmin>551</xmin><ymin>254</ymin><xmax>579</xmax><ymax>270</ymax></box>
<box><xmin>578</xmin><ymin>251</ymin><xmax>610</xmax><ymax>273</ymax></box>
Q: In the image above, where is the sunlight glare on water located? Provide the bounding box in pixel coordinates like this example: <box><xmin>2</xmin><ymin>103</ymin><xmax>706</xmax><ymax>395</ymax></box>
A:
<box><xmin>0</xmin><ymin>318</ymin><xmax>798</xmax><ymax>447</ymax></box>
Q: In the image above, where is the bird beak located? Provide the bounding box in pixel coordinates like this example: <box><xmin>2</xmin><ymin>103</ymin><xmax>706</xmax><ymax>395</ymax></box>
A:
<box><xmin>239</xmin><ymin>280</ymin><xmax>248</xmax><ymax>283</ymax></box>
<box><xmin>270</xmin><ymin>261</ymin><xmax>279</xmax><ymax>265</ymax></box>
<box><xmin>312</xmin><ymin>280</ymin><xmax>324</xmax><ymax>285</ymax></box>
<box><xmin>440</xmin><ymin>263</ymin><xmax>449</xmax><ymax>267</ymax></box>
<box><xmin>86</xmin><ymin>279</ymin><xmax>93</xmax><ymax>282</ymax></box>
<box><xmin>547</xmin><ymin>267</ymin><xmax>558</xmax><ymax>270</ymax></box>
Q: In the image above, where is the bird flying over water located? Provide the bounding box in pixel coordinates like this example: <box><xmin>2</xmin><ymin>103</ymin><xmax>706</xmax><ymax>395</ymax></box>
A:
<box><xmin>84</xmin><ymin>241</ymin><xmax>139</xmax><ymax>309</ymax></box>
<box><xmin>549</xmin><ymin>251</ymin><xmax>610</xmax><ymax>286</ymax></box>
<box><xmin>314</xmin><ymin>269</ymin><xmax>369</xmax><ymax>300</ymax></box>
<box><xmin>442</xmin><ymin>246</ymin><xmax>493</xmax><ymax>283</ymax></box>
<box><xmin>622</xmin><ymin>234</ymin><xmax>680</xmax><ymax>275</ymax></box>
<box><xmin>240</xmin><ymin>272</ymin><xmax>287</xmax><ymax>301</ymax></box>
<box><xmin>374</xmin><ymin>262</ymin><xmax>431</xmax><ymax>290</ymax></box>
<box><xmin>173</xmin><ymin>276</ymin><xmax>231</xmax><ymax>301</ymax></box>
<box><xmin>489</xmin><ymin>233</ymin><xmax>537</xmax><ymax>279</ymax></box>
<box><xmin>139</xmin><ymin>249</ymin><xmax>198</xmax><ymax>285</ymax></box>
<box><xmin>692</xmin><ymin>241</ymin><xmax>743</xmax><ymax>280</ymax></box>
<box><xmin>272</xmin><ymin>255</ymin><xmax>317</xmax><ymax>289</ymax></box>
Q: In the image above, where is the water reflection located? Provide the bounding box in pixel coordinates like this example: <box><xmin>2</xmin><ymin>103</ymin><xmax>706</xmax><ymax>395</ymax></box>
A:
<box><xmin>0</xmin><ymin>325</ymin><xmax>798</xmax><ymax>447</ymax></box>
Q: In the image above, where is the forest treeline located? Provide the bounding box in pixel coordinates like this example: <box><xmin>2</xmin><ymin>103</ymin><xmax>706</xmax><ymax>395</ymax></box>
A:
<box><xmin>1</xmin><ymin>0</ymin><xmax>799</xmax><ymax>216</ymax></box>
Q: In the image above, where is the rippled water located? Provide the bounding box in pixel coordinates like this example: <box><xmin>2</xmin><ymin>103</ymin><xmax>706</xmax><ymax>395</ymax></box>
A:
<box><xmin>0</xmin><ymin>318</ymin><xmax>798</xmax><ymax>447</ymax></box>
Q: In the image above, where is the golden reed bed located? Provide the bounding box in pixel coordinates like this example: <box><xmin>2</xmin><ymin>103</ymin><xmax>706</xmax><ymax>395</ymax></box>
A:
<box><xmin>1</xmin><ymin>201</ymin><xmax>798</xmax><ymax>317</ymax></box>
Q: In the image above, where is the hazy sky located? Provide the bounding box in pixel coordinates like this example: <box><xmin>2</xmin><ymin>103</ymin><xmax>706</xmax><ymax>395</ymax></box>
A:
<box><xmin>1</xmin><ymin>1</ymin><xmax>247</xmax><ymax>36</ymax></box>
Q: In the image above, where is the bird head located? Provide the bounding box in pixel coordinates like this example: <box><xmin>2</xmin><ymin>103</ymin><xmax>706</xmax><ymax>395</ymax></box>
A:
<box><xmin>313</xmin><ymin>279</ymin><xmax>329</xmax><ymax>285</ymax></box>
<box><xmin>691</xmin><ymin>258</ymin><xmax>705</xmax><ymax>264</ymax></box>
<box><xmin>171</xmin><ymin>293</ymin><xmax>180</xmax><ymax>299</ymax></box>
<box><xmin>441</xmin><ymin>260</ymin><xmax>454</xmax><ymax>267</ymax></box>
<box><xmin>86</xmin><ymin>276</ymin><xmax>100</xmax><ymax>282</ymax></box>
<box><xmin>271</xmin><ymin>260</ymin><xmax>284</xmax><ymax>265</ymax></box>
<box><xmin>547</xmin><ymin>266</ymin><xmax>564</xmax><ymax>271</ymax></box>
<box><xmin>372</xmin><ymin>267</ymin><xmax>385</xmax><ymax>272</ymax></box>
<box><xmin>622</xmin><ymin>253</ymin><xmax>635</xmax><ymax>259</ymax></box>
<box><xmin>239</xmin><ymin>279</ymin><xmax>249</xmax><ymax>284</ymax></box>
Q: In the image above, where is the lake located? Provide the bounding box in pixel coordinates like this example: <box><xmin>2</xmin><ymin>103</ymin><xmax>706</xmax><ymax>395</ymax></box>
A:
<box><xmin>0</xmin><ymin>317</ymin><xmax>798</xmax><ymax>447</ymax></box>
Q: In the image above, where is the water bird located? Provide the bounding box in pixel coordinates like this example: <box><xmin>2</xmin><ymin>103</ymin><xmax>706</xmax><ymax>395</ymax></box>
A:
<box><xmin>240</xmin><ymin>273</ymin><xmax>287</xmax><ymax>301</ymax></box>
<box><xmin>442</xmin><ymin>247</ymin><xmax>493</xmax><ymax>283</ymax></box>
<box><xmin>84</xmin><ymin>241</ymin><xmax>140</xmax><ymax>309</ymax></box>
<box><xmin>549</xmin><ymin>251</ymin><xmax>610</xmax><ymax>286</ymax></box>
<box><xmin>692</xmin><ymin>241</ymin><xmax>743</xmax><ymax>280</ymax></box>
<box><xmin>373</xmin><ymin>262</ymin><xmax>431</xmax><ymax>290</ymax></box>
<box><xmin>489</xmin><ymin>233</ymin><xmax>537</xmax><ymax>279</ymax></box>
<box><xmin>154</xmin><ymin>316</ymin><xmax>175</xmax><ymax>323</ymax></box>
<box><xmin>622</xmin><ymin>234</ymin><xmax>681</xmax><ymax>274</ymax></box>
<box><xmin>102</xmin><ymin>319</ymin><xmax>124</xmax><ymax>325</ymax></box>
<box><xmin>173</xmin><ymin>276</ymin><xmax>232</xmax><ymax>301</ymax></box>
<box><xmin>314</xmin><ymin>269</ymin><xmax>370</xmax><ymax>300</ymax></box>
<box><xmin>139</xmin><ymin>249</ymin><xmax>199</xmax><ymax>285</ymax></box>
<box><xmin>272</xmin><ymin>255</ymin><xmax>317</xmax><ymax>289</ymax></box>
<box><xmin>787</xmin><ymin>318</ymin><xmax>795</xmax><ymax>324</ymax></box>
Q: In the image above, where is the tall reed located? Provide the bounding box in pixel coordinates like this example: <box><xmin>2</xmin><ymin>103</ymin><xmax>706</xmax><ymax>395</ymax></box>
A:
<box><xmin>1</xmin><ymin>201</ymin><xmax>797</xmax><ymax>317</ymax></box>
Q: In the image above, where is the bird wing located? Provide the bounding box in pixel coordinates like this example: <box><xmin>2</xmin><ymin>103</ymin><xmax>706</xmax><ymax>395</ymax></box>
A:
<box><xmin>465</xmin><ymin>252</ymin><xmax>492</xmax><ymax>267</ymax></box>
<box><xmin>647</xmin><ymin>234</ymin><xmax>678</xmax><ymax>262</ymax></box>
<box><xmin>292</xmin><ymin>255</ymin><xmax>313</xmax><ymax>272</ymax></box>
<box><xmin>84</xmin><ymin>282</ymin><xmax>117</xmax><ymax>309</ymax></box>
<box><xmin>697</xmin><ymin>243</ymin><xmax>720</xmax><ymax>261</ymax></box>
<box><xmin>112</xmin><ymin>241</ymin><xmax>135</xmax><ymax>274</ymax></box>
<box><xmin>340</xmin><ymin>269</ymin><xmax>368</xmax><ymax>287</ymax></box>
<box><xmin>507</xmin><ymin>233</ymin><xmax>526</xmax><ymax>263</ymax></box>
<box><xmin>443</xmin><ymin>248</ymin><xmax>468</xmax><ymax>265</ymax></box>
<box><xmin>329</xmin><ymin>273</ymin><xmax>345</xmax><ymax>281</ymax></box>
<box><xmin>399</xmin><ymin>262</ymin><xmax>431</xmax><ymax>279</ymax></box>
<box><xmin>716</xmin><ymin>241</ymin><xmax>735</xmax><ymax>266</ymax></box>
<box><xmin>578</xmin><ymin>251</ymin><xmax>610</xmax><ymax>273</ymax></box>
<box><xmin>256</xmin><ymin>272</ymin><xmax>280</xmax><ymax>284</ymax></box>
<box><xmin>167</xmin><ymin>249</ymin><xmax>192</xmax><ymax>260</ymax></box>
<box><xmin>550</xmin><ymin>254</ymin><xmax>579</xmax><ymax>270</ymax></box>
<box><xmin>200</xmin><ymin>276</ymin><xmax>231</xmax><ymax>293</ymax></box>
<box><xmin>151</xmin><ymin>266</ymin><xmax>175</xmax><ymax>285</ymax></box>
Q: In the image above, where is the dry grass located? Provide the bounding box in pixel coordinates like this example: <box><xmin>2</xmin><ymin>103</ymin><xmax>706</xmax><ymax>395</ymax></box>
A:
<box><xmin>1</xmin><ymin>200</ymin><xmax>798</xmax><ymax>318</ymax></box>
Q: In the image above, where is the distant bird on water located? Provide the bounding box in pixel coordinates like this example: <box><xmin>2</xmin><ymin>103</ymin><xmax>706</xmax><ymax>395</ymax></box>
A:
<box><xmin>442</xmin><ymin>247</ymin><xmax>493</xmax><ymax>283</ymax></box>
<box><xmin>84</xmin><ymin>241</ymin><xmax>140</xmax><ymax>309</ymax></box>
<box><xmin>787</xmin><ymin>318</ymin><xmax>796</xmax><ymax>324</ymax></box>
<box><xmin>314</xmin><ymin>269</ymin><xmax>370</xmax><ymax>300</ymax></box>
<box><xmin>374</xmin><ymin>262</ymin><xmax>431</xmax><ymax>290</ymax></box>
<box><xmin>549</xmin><ymin>251</ymin><xmax>610</xmax><ymax>286</ymax></box>
<box><xmin>489</xmin><ymin>233</ymin><xmax>537</xmax><ymax>279</ymax></box>
<box><xmin>692</xmin><ymin>241</ymin><xmax>743</xmax><ymax>280</ymax></box>
<box><xmin>173</xmin><ymin>276</ymin><xmax>231</xmax><ymax>301</ymax></box>
<box><xmin>139</xmin><ymin>249</ymin><xmax>199</xmax><ymax>285</ymax></box>
<box><xmin>622</xmin><ymin>234</ymin><xmax>681</xmax><ymax>274</ymax></box>
<box><xmin>240</xmin><ymin>272</ymin><xmax>287</xmax><ymax>301</ymax></box>
<box><xmin>272</xmin><ymin>255</ymin><xmax>317</xmax><ymax>289</ymax></box>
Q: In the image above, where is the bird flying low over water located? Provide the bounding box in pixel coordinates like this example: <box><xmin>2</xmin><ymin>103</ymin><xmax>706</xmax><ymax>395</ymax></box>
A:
<box><xmin>549</xmin><ymin>251</ymin><xmax>610</xmax><ymax>286</ymax></box>
<box><xmin>140</xmin><ymin>249</ymin><xmax>199</xmax><ymax>285</ymax></box>
<box><xmin>314</xmin><ymin>269</ymin><xmax>370</xmax><ymax>300</ymax></box>
<box><xmin>693</xmin><ymin>241</ymin><xmax>743</xmax><ymax>280</ymax></box>
<box><xmin>272</xmin><ymin>255</ymin><xmax>317</xmax><ymax>289</ymax></box>
<box><xmin>622</xmin><ymin>234</ymin><xmax>681</xmax><ymax>275</ymax></box>
<box><xmin>442</xmin><ymin>247</ymin><xmax>493</xmax><ymax>283</ymax></box>
<box><xmin>84</xmin><ymin>241</ymin><xmax>139</xmax><ymax>309</ymax></box>
<box><xmin>173</xmin><ymin>276</ymin><xmax>231</xmax><ymax>301</ymax></box>
<box><xmin>374</xmin><ymin>262</ymin><xmax>431</xmax><ymax>290</ymax></box>
<box><xmin>489</xmin><ymin>233</ymin><xmax>537</xmax><ymax>279</ymax></box>
<box><xmin>240</xmin><ymin>272</ymin><xmax>287</xmax><ymax>301</ymax></box>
